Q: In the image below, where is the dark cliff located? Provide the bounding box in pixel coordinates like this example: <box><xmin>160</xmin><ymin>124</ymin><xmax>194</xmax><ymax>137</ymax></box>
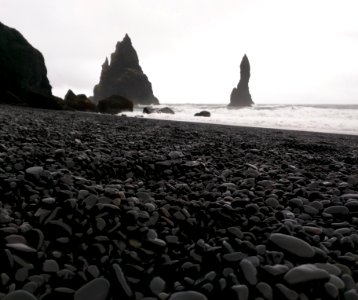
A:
<box><xmin>0</xmin><ymin>22</ymin><xmax>62</xmax><ymax>109</ymax></box>
<box><xmin>0</xmin><ymin>22</ymin><xmax>51</xmax><ymax>95</ymax></box>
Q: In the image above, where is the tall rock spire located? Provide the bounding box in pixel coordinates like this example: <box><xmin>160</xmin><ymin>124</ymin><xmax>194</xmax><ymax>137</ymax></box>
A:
<box><xmin>228</xmin><ymin>54</ymin><xmax>254</xmax><ymax>107</ymax></box>
<box><xmin>93</xmin><ymin>34</ymin><xmax>159</xmax><ymax>105</ymax></box>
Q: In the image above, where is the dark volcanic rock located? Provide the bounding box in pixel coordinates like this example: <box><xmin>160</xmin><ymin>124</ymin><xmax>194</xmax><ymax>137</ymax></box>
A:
<box><xmin>284</xmin><ymin>264</ymin><xmax>330</xmax><ymax>285</ymax></box>
<box><xmin>143</xmin><ymin>106</ymin><xmax>156</xmax><ymax>114</ymax></box>
<box><xmin>194</xmin><ymin>111</ymin><xmax>210</xmax><ymax>117</ymax></box>
<box><xmin>64</xmin><ymin>89</ymin><xmax>96</xmax><ymax>112</ymax></box>
<box><xmin>97</xmin><ymin>95</ymin><xmax>133</xmax><ymax>114</ymax></box>
<box><xmin>159</xmin><ymin>107</ymin><xmax>175</xmax><ymax>114</ymax></box>
<box><xmin>2</xmin><ymin>290</ymin><xmax>37</xmax><ymax>300</ymax></box>
<box><xmin>269</xmin><ymin>233</ymin><xmax>315</xmax><ymax>258</ymax></box>
<box><xmin>0</xmin><ymin>22</ymin><xmax>62</xmax><ymax>109</ymax></box>
<box><xmin>93</xmin><ymin>34</ymin><xmax>159</xmax><ymax>105</ymax></box>
<box><xmin>0</xmin><ymin>105</ymin><xmax>358</xmax><ymax>299</ymax></box>
<box><xmin>169</xmin><ymin>291</ymin><xmax>208</xmax><ymax>300</ymax></box>
<box><xmin>74</xmin><ymin>278</ymin><xmax>110</xmax><ymax>300</ymax></box>
<box><xmin>228</xmin><ymin>54</ymin><xmax>254</xmax><ymax>107</ymax></box>
<box><xmin>143</xmin><ymin>106</ymin><xmax>174</xmax><ymax>114</ymax></box>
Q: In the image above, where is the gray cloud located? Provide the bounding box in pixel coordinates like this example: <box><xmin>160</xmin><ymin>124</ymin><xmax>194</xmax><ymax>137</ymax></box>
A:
<box><xmin>1</xmin><ymin>0</ymin><xmax>358</xmax><ymax>104</ymax></box>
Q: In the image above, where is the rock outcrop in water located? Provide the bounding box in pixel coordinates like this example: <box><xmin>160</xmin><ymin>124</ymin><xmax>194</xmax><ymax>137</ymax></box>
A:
<box><xmin>97</xmin><ymin>95</ymin><xmax>133</xmax><ymax>115</ymax></box>
<box><xmin>194</xmin><ymin>111</ymin><xmax>211</xmax><ymax>117</ymax></box>
<box><xmin>229</xmin><ymin>54</ymin><xmax>254</xmax><ymax>107</ymax></box>
<box><xmin>0</xmin><ymin>22</ymin><xmax>62</xmax><ymax>109</ymax></box>
<box><xmin>64</xmin><ymin>90</ymin><xmax>96</xmax><ymax>112</ymax></box>
<box><xmin>93</xmin><ymin>34</ymin><xmax>159</xmax><ymax>105</ymax></box>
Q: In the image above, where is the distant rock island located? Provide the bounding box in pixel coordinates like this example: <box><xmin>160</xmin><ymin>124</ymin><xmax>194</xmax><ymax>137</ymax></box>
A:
<box><xmin>93</xmin><ymin>34</ymin><xmax>159</xmax><ymax>105</ymax></box>
<box><xmin>0</xmin><ymin>22</ymin><xmax>62</xmax><ymax>109</ymax></box>
<box><xmin>229</xmin><ymin>54</ymin><xmax>254</xmax><ymax>107</ymax></box>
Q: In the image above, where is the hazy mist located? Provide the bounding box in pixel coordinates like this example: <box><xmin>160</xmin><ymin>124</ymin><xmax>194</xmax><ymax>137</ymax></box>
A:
<box><xmin>1</xmin><ymin>0</ymin><xmax>358</xmax><ymax>104</ymax></box>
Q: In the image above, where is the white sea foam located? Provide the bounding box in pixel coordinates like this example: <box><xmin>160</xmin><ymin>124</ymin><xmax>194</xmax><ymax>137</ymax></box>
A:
<box><xmin>123</xmin><ymin>104</ymin><xmax>358</xmax><ymax>135</ymax></box>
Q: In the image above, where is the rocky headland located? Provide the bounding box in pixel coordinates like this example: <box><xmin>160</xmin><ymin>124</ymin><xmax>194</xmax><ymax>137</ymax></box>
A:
<box><xmin>93</xmin><ymin>35</ymin><xmax>159</xmax><ymax>105</ymax></box>
<box><xmin>0</xmin><ymin>105</ymin><xmax>357</xmax><ymax>299</ymax></box>
<box><xmin>229</xmin><ymin>55</ymin><xmax>254</xmax><ymax>107</ymax></box>
<box><xmin>0</xmin><ymin>22</ymin><xmax>62</xmax><ymax>109</ymax></box>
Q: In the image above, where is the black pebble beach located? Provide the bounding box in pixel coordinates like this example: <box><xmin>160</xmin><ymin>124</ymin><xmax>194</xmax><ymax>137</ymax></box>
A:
<box><xmin>0</xmin><ymin>105</ymin><xmax>358</xmax><ymax>300</ymax></box>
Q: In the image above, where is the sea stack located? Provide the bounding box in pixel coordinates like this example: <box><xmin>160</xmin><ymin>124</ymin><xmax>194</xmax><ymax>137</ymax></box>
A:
<box><xmin>93</xmin><ymin>34</ymin><xmax>159</xmax><ymax>105</ymax></box>
<box><xmin>228</xmin><ymin>54</ymin><xmax>254</xmax><ymax>107</ymax></box>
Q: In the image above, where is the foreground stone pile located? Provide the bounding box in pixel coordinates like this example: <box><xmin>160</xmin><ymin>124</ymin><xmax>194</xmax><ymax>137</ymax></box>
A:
<box><xmin>0</xmin><ymin>105</ymin><xmax>357</xmax><ymax>300</ymax></box>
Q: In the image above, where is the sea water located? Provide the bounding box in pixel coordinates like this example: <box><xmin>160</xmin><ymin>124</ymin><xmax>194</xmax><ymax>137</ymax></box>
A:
<box><xmin>123</xmin><ymin>104</ymin><xmax>358</xmax><ymax>135</ymax></box>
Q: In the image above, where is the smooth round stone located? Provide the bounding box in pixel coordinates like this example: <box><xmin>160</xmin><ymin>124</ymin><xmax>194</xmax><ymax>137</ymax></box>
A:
<box><xmin>288</xmin><ymin>198</ymin><xmax>303</xmax><ymax>208</ymax></box>
<box><xmin>168</xmin><ymin>151</ymin><xmax>184</xmax><ymax>159</ymax></box>
<box><xmin>232</xmin><ymin>285</ymin><xmax>249</xmax><ymax>300</ymax></box>
<box><xmin>150</xmin><ymin>238</ymin><xmax>166</xmax><ymax>247</ymax></box>
<box><xmin>43</xmin><ymin>259</ymin><xmax>59</xmax><ymax>273</ymax></box>
<box><xmin>329</xmin><ymin>275</ymin><xmax>345</xmax><ymax>290</ymax></box>
<box><xmin>150</xmin><ymin>277</ymin><xmax>166</xmax><ymax>295</ymax></box>
<box><xmin>324</xmin><ymin>282</ymin><xmax>338</xmax><ymax>299</ymax></box>
<box><xmin>74</xmin><ymin>278</ymin><xmax>110</xmax><ymax>300</ymax></box>
<box><xmin>256</xmin><ymin>282</ymin><xmax>273</xmax><ymax>300</ymax></box>
<box><xmin>15</xmin><ymin>267</ymin><xmax>29</xmax><ymax>282</ymax></box>
<box><xmin>342</xmin><ymin>274</ymin><xmax>355</xmax><ymax>290</ymax></box>
<box><xmin>169</xmin><ymin>291</ymin><xmax>208</xmax><ymax>300</ymax></box>
<box><xmin>314</xmin><ymin>263</ymin><xmax>341</xmax><ymax>276</ymax></box>
<box><xmin>263</xmin><ymin>264</ymin><xmax>289</xmax><ymax>276</ymax></box>
<box><xmin>42</xmin><ymin>197</ymin><xmax>56</xmax><ymax>205</ymax></box>
<box><xmin>276</xmin><ymin>284</ymin><xmax>298</xmax><ymax>300</ymax></box>
<box><xmin>227</xmin><ymin>227</ymin><xmax>243</xmax><ymax>239</ymax></box>
<box><xmin>55</xmin><ymin>149</ymin><xmax>65</xmax><ymax>156</ymax></box>
<box><xmin>25</xmin><ymin>166</ymin><xmax>43</xmax><ymax>179</ymax></box>
<box><xmin>223</xmin><ymin>252</ymin><xmax>247</xmax><ymax>262</ymax></box>
<box><xmin>341</xmin><ymin>194</ymin><xmax>358</xmax><ymax>199</ymax></box>
<box><xmin>113</xmin><ymin>264</ymin><xmax>133</xmax><ymax>297</ymax></box>
<box><xmin>303</xmin><ymin>205</ymin><xmax>319</xmax><ymax>215</ymax></box>
<box><xmin>269</xmin><ymin>233</ymin><xmax>315</xmax><ymax>258</ymax></box>
<box><xmin>147</xmin><ymin>229</ymin><xmax>158</xmax><ymax>240</ymax></box>
<box><xmin>265</xmin><ymin>198</ymin><xmax>279</xmax><ymax>208</ymax></box>
<box><xmin>96</xmin><ymin>218</ymin><xmax>106</xmax><ymax>231</ymax></box>
<box><xmin>240</xmin><ymin>259</ymin><xmax>257</xmax><ymax>285</ymax></box>
<box><xmin>5</xmin><ymin>235</ymin><xmax>27</xmax><ymax>245</ymax></box>
<box><xmin>144</xmin><ymin>203</ymin><xmax>156</xmax><ymax>212</ymax></box>
<box><xmin>344</xmin><ymin>290</ymin><xmax>358</xmax><ymax>300</ymax></box>
<box><xmin>284</xmin><ymin>264</ymin><xmax>330</xmax><ymax>285</ymax></box>
<box><xmin>137</xmin><ymin>192</ymin><xmax>151</xmax><ymax>201</ymax></box>
<box><xmin>3</xmin><ymin>290</ymin><xmax>37</xmax><ymax>300</ymax></box>
<box><xmin>22</xmin><ymin>282</ymin><xmax>38</xmax><ymax>294</ymax></box>
<box><xmin>323</xmin><ymin>206</ymin><xmax>349</xmax><ymax>216</ymax></box>
<box><xmin>87</xmin><ymin>265</ymin><xmax>100</xmax><ymax>278</ymax></box>
<box><xmin>6</xmin><ymin>243</ymin><xmax>36</xmax><ymax>253</ymax></box>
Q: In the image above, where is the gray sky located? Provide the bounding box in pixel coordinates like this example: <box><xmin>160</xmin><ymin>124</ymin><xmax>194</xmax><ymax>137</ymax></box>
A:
<box><xmin>1</xmin><ymin>0</ymin><xmax>358</xmax><ymax>104</ymax></box>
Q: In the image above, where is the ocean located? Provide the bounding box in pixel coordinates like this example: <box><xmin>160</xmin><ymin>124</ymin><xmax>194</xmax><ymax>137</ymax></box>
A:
<box><xmin>123</xmin><ymin>104</ymin><xmax>358</xmax><ymax>135</ymax></box>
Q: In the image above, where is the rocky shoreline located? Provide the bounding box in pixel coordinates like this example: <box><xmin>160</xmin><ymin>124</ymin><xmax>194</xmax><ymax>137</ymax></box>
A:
<box><xmin>0</xmin><ymin>105</ymin><xmax>358</xmax><ymax>300</ymax></box>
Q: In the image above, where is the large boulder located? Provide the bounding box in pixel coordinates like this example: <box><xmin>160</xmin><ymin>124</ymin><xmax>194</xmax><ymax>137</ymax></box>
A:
<box><xmin>228</xmin><ymin>54</ymin><xmax>254</xmax><ymax>107</ymax></box>
<box><xmin>0</xmin><ymin>22</ymin><xmax>62</xmax><ymax>109</ymax></box>
<box><xmin>93</xmin><ymin>34</ymin><xmax>159</xmax><ymax>105</ymax></box>
<box><xmin>143</xmin><ymin>106</ymin><xmax>175</xmax><ymax>114</ymax></box>
<box><xmin>97</xmin><ymin>95</ymin><xmax>133</xmax><ymax>115</ymax></box>
<box><xmin>64</xmin><ymin>89</ymin><xmax>96</xmax><ymax>112</ymax></box>
<box><xmin>159</xmin><ymin>107</ymin><xmax>175</xmax><ymax>114</ymax></box>
<box><xmin>143</xmin><ymin>106</ymin><xmax>156</xmax><ymax>114</ymax></box>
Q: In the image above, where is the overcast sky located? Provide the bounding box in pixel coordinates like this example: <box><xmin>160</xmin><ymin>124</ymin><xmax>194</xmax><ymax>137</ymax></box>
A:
<box><xmin>1</xmin><ymin>0</ymin><xmax>358</xmax><ymax>104</ymax></box>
